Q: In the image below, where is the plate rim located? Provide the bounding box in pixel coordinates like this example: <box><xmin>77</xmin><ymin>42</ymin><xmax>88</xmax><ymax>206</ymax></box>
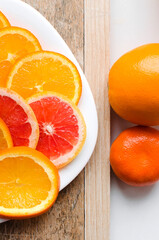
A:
<box><xmin>0</xmin><ymin>0</ymin><xmax>98</xmax><ymax>191</ymax></box>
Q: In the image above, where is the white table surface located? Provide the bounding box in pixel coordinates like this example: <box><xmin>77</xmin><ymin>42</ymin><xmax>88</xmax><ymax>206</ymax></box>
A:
<box><xmin>110</xmin><ymin>0</ymin><xmax>159</xmax><ymax>239</ymax></box>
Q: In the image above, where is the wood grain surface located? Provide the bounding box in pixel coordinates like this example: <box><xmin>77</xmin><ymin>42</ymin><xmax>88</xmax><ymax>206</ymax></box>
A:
<box><xmin>0</xmin><ymin>0</ymin><xmax>110</xmax><ymax>239</ymax></box>
<box><xmin>84</xmin><ymin>0</ymin><xmax>110</xmax><ymax>239</ymax></box>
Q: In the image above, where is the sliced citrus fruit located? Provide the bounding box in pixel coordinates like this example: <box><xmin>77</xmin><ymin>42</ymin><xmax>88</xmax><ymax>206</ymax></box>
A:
<box><xmin>0</xmin><ymin>26</ymin><xmax>41</xmax><ymax>87</ymax></box>
<box><xmin>27</xmin><ymin>92</ymin><xmax>86</xmax><ymax>169</ymax></box>
<box><xmin>0</xmin><ymin>88</ymin><xmax>39</xmax><ymax>148</ymax></box>
<box><xmin>7</xmin><ymin>51</ymin><xmax>82</xmax><ymax>104</ymax></box>
<box><xmin>0</xmin><ymin>118</ymin><xmax>13</xmax><ymax>150</ymax></box>
<box><xmin>0</xmin><ymin>11</ymin><xmax>10</xmax><ymax>29</ymax></box>
<box><xmin>0</xmin><ymin>146</ymin><xmax>59</xmax><ymax>219</ymax></box>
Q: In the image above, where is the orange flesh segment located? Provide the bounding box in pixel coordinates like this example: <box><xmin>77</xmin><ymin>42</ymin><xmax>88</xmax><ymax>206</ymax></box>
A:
<box><xmin>0</xmin><ymin>61</ymin><xmax>12</xmax><ymax>87</ymax></box>
<box><xmin>0</xmin><ymin>21</ymin><xmax>7</xmax><ymax>29</ymax></box>
<box><xmin>0</xmin><ymin>118</ymin><xmax>13</xmax><ymax>150</ymax></box>
<box><xmin>0</xmin><ymin>129</ymin><xmax>8</xmax><ymax>150</ymax></box>
<box><xmin>0</xmin><ymin>27</ymin><xmax>41</xmax><ymax>87</ymax></box>
<box><xmin>12</xmin><ymin>58</ymin><xmax>75</xmax><ymax>99</ymax></box>
<box><xmin>0</xmin><ymin>156</ymin><xmax>51</xmax><ymax>208</ymax></box>
<box><xmin>0</xmin><ymin>12</ymin><xmax>10</xmax><ymax>29</ymax></box>
<box><xmin>7</xmin><ymin>52</ymin><xmax>82</xmax><ymax>104</ymax></box>
<box><xmin>0</xmin><ymin>147</ymin><xmax>59</xmax><ymax>218</ymax></box>
<box><xmin>0</xmin><ymin>34</ymin><xmax>39</xmax><ymax>62</ymax></box>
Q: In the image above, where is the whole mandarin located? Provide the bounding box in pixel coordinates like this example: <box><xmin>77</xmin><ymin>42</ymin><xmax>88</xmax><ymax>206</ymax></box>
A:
<box><xmin>110</xmin><ymin>126</ymin><xmax>159</xmax><ymax>186</ymax></box>
<box><xmin>109</xmin><ymin>44</ymin><xmax>159</xmax><ymax>126</ymax></box>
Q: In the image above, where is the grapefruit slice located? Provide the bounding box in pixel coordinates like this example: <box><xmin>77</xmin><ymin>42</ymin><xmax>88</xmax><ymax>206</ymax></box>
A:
<box><xmin>0</xmin><ymin>118</ymin><xmax>13</xmax><ymax>150</ymax></box>
<box><xmin>7</xmin><ymin>51</ymin><xmax>82</xmax><ymax>104</ymax></box>
<box><xmin>0</xmin><ymin>147</ymin><xmax>59</xmax><ymax>219</ymax></box>
<box><xmin>0</xmin><ymin>88</ymin><xmax>39</xmax><ymax>148</ymax></box>
<box><xmin>0</xmin><ymin>26</ymin><xmax>41</xmax><ymax>87</ymax></box>
<box><xmin>0</xmin><ymin>11</ymin><xmax>10</xmax><ymax>29</ymax></box>
<box><xmin>27</xmin><ymin>92</ymin><xmax>86</xmax><ymax>169</ymax></box>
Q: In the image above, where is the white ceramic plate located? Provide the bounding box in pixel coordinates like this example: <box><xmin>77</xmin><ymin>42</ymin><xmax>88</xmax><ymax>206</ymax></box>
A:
<box><xmin>111</xmin><ymin>0</ymin><xmax>159</xmax><ymax>239</ymax></box>
<box><xmin>0</xmin><ymin>0</ymin><xmax>98</xmax><ymax>223</ymax></box>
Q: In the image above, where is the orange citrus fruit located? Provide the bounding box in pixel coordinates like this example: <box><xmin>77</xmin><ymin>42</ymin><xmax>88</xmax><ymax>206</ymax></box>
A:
<box><xmin>0</xmin><ymin>11</ymin><xmax>10</xmax><ymax>29</ymax></box>
<box><xmin>0</xmin><ymin>88</ymin><xmax>39</xmax><ymax>148</ymax></box>
<box><xmin>27</xmin><ymin>92</ymin><xmax>86</xmax><ymax>169</ymax></box>
<box><xmin>0</xmin><ymin>26</ymin><xmax>41</xmax><ymax>87</ymax></box>
<box><xmin>0</xmin><ymin>147</ymin><xmax>59</xmax><ymax>219</ymax></box>
<box><xmin>109</xmin><ymin>43</ymin><xmax>159</xmax><ymax>126</ymax></box>
<box><xmin>7</xmin><ymin>51</ymin><xmax>82</xmax><ymax>104</ymax></box>
<box><xmin>110</xmin><ymin>126</ymin><xmax>159</xmax><ymax>186</ymax></box>
<box><xmin>0</xmin><ymin>118</ymin><xmax>13</xmax><ymax>150</ymax></box>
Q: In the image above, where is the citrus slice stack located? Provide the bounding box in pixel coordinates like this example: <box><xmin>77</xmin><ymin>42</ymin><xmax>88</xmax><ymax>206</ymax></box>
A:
<box><xmin>7</xmin><ymin>51</ymin><xmax>82</xmax><ymax>104</ymax></box>
<box><xmin>0</xmin><ymin>88</ymin><xmax>39</xmax><ymax>148</ymax></box>
<box><xmin>0</xmin><ymin>118</ymin><xmax>13</xmax><ymax>150</ymax></box>
<box><xmin>0</xmin><ymin>147</ymin><xmax>59</xmax><ymax>219</ymax></box>
<box><xmin>0</xmin><ymin>11</ymin><xmax>10</xmax><ymax>29</ymax></box>
<box><xmin>27</xmin><ymin>92</ymin><xmax>86</xmax><ymax>169</ymax></box>
<box><xmin>0</xmin><ymin>10</ymin><xmax>87</xmax><ymax>219</ymax></box>
<box><xmin>0</xmin><ymin>27</ymin><xmax>41</xmax><ymax>87</ymax></box>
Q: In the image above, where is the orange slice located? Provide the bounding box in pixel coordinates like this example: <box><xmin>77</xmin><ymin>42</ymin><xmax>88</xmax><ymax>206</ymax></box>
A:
<box><xmin>0</xmin><ymin>88</ymin><xmax>39</xmax><ymax>148</ymax></box>
<box><xmin>0</xmin><ymin>147</ymin><xmax>59</xmax><ymax>219</ymax></box>
<box><xmin>27</xmin><ymin>92</ymin><xmax>86</xmax><ymax>169</ymax></box>
<box><xmin>7</xmin><ymin>51</ymin><xmax>82</xmax><ymax>104</ymax></box>
<box><xmin>0</xmin><ymin>118</ymin><xmax>13</xmax><ymax>150</ymax></box>
<box><xmin>0</xmin><ymin>26</ymin><xmax>41</xmax><ymax>87</ymax></box>
<box><xmin>0</xmin><ymin>11</ymin><xmax>10</xmax><ymax>29</ymax></box>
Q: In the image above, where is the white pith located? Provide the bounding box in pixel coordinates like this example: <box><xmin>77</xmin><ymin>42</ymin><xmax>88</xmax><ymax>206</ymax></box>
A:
<box><xmin>43</xmin><ymin>122</ymin><xmax>54</xmax><ymax>135</ymax></box>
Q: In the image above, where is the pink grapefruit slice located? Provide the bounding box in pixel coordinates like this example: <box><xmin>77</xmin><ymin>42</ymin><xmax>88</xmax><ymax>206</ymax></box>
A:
<box><xmin>0</xmin><ymin>88</ymin><xmax>39</xmax><ymax>147</ymax></box>
<box><xmin>27</xmin><ymin>92</ymin><xmax>86</xmax><ymax>169</ymax></box>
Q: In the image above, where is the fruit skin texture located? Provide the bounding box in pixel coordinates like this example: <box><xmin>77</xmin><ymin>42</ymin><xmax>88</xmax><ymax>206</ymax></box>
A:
<box><xmin>0</xmin><ymin>147</ymin><xmax>60</xmax><ymax>219</ymax></box>
<box><xmin>109</xmin><ymin>43</ymin><xmax>159</xmax><ymax>126</ymax></box>
<box><xmin>110</xmin><ymin>126</ymin><xmax>159</xmax><ymax>186</ymax></box>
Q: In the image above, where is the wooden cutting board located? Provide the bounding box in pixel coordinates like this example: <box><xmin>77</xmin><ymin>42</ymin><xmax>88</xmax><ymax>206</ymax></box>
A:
<box><xmin>0</xmin><ymin>0</ymin><xmax>110</xmax><ymax>239</ymax></box>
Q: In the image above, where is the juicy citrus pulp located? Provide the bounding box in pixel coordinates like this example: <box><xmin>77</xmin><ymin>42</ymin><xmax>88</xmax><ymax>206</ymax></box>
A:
<box><xmin>0</xmin><ymin>88</ymin><xmax>39</xmax><ymax>148</ymax></box>
<box><xmin>0</xmin><ymin>26</ymin><xmax>41</xmax><ymax>87</ymax></box>
<box><xmin>0</xmin><ymin>11</ymin><xmax>10</xmax><ymax>29</ymax></box>
<box><xmin>7</xmin><ymin>51</ymin><xmax>82</xmax><ymax>104</ymax></box>
<box><xmin>0</xmin><ymin>118</ymin><xmax>13</xmax><ymax>150</ymax></box>
<box><xmin>0</xmin><ymin>147</ymin><xmax>59</xmax><ymax>218</ymax></box>
<box><xmin>27</xmin><ymin>92</ymin><xmax>86</xmax><ymax>169</ymax></box>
